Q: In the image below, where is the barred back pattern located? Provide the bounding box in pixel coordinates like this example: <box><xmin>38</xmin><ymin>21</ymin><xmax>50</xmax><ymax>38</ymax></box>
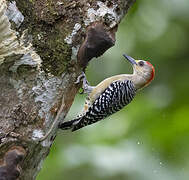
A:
<box><xmin>72</xmin><ymin>80</ymin><xmax>136</xmax><ymax>131</ymax></box>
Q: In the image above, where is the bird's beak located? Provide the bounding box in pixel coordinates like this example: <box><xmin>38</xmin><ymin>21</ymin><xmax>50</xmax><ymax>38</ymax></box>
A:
<box><xmin>123</xmin><ymin>54</ymin><xmax>137</xmax><ymax>65</ymax></box>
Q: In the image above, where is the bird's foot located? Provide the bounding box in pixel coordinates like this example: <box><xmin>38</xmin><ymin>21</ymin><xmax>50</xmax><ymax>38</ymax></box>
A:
<box><xmin>75</xmin><ymin>72</ymin><xmax>92</xmax><ymax>94</ymax></box>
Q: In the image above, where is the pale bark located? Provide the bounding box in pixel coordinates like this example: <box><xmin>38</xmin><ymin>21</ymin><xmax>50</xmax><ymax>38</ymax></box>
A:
<box><xmin>0</xmin><ymin>0</ymin><xmax>135</xmax><ymax>179</ymax></box>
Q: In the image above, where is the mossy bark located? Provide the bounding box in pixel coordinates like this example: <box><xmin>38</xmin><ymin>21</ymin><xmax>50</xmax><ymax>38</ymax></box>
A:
<box><xmin>0</xmin><ymin>0</ymin><xmax>135</xmax><ymax>179</ymax></box>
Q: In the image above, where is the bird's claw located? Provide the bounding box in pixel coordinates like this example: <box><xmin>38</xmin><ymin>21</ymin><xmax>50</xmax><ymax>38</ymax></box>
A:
<box><xmin>75</xmin><ymin>72</ymin><xmax>89</xmax><ymax>85</ymax></box>
<box><xmin>75</xmin><ymin>72</ymin><xmax>85</xmax><ymax>84</ymax></box>
<box><xmin>75</xmin><ymin>72</ymin><xmax>93</xmax><ymax>95</ymax></box>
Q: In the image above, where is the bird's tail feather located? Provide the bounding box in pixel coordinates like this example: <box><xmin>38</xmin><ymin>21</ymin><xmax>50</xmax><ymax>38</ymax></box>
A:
<box><xmin>59</xmin><ymin>118</ymin><xmax>80</xmax><ymax>130</ymax></box>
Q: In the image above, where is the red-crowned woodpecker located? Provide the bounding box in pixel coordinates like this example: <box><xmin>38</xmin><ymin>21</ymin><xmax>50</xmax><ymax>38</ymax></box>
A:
<box><xmin>59</xmin><ymin>54</ymin><xmax>155</xmax><ymax>131</ymax></box>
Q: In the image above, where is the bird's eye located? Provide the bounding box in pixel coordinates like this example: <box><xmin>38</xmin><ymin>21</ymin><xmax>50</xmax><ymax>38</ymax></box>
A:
<box><xmin>138</xmin><ymin>61</ymin><xmax>144</xmax><ymax>66</ymax></box>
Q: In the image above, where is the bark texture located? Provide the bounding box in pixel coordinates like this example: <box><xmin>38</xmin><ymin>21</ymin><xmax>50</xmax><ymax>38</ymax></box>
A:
<box><xmin>0</xmin><ymin>0</ymin><xmax>135</xmax><ymax>179</ymax></box>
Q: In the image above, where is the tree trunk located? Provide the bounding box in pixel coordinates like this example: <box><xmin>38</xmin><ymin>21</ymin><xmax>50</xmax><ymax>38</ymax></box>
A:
<box><xmin>0</xmin><ymin>0</ymin><xmax>135</xmax><ymax>179</ymax></box>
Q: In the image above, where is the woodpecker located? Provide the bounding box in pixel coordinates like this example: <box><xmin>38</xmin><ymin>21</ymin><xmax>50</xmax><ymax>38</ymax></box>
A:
<box><xmin>59</xmin><ymin>54</ymin><xmax>155</xmax><ymax>131</ymax></box>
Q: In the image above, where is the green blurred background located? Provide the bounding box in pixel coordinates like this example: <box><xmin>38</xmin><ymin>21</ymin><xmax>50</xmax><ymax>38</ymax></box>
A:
<box><xmin>37</xmin><ymin>0</ymin><xmax>189</xmax><ymax>179</ymax></box>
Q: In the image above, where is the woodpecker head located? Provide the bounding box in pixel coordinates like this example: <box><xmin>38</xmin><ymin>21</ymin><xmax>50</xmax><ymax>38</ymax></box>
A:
<box><xmin>123</xmin><ymin>54</ymin><xmax>155</xmax><ymax>89</ymax></box>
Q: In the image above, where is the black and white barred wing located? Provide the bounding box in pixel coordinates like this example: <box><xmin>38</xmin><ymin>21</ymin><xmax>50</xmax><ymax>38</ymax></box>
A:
<box><xmin>72</xmin><ymin>80</ymin><xmax>136</xmax><ymax>131</ymax></box>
